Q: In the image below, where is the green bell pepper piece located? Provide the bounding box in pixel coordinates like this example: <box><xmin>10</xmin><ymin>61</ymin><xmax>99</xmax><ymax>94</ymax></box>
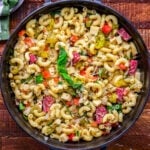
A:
<box><xmin>19</xmin><ymin>102</ymin><xmax>25</xmax><ymax>111</ymax></box>
<box><xmin>35</xmin><ymin>74</ymin><xmax>43</xmax><ymax>84</ymax></box>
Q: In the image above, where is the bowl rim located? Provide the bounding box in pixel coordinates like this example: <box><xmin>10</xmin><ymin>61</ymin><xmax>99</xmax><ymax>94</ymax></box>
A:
<box><xmin>0</xmin><ymin>0</ymin><xmax>150</xmax><ymax>150</ymax></box>
<box><xmin>10</xmin><ymin>0</ymin><xmax>24</xmax><ymax>14</ymax></box>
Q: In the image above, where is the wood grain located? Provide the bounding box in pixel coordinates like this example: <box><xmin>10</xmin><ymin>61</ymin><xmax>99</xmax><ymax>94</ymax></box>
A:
<box><xmin>0</xmin><ymin>0</ymin><xmax>150</xmax><ymax>150</ymax></box>
<box><xmin>1</xmin><ymin>137</ymin><xmax>48</xmax><ymax>150</ymax></box>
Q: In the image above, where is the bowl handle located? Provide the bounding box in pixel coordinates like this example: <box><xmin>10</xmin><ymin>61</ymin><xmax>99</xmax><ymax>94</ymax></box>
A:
<box><xmin>49</xmin><ymin>145</ymin><xmax>107</xmax><ymax>150</ymax></box>
<box><xmin>44</xmin><ymin>0</ymin><xmax>102</xmax><ymax>4</ymax></box>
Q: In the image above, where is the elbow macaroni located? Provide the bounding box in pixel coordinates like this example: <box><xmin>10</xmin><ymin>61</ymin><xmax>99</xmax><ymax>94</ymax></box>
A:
<box><xmin>9</xmin><ymin>7</ymin><xmax>143</xmax><ymax>143</ymax></box>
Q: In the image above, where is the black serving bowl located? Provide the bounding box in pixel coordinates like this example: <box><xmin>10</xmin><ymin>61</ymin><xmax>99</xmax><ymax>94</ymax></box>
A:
<box><xmin>0</xmin><ymin>0</ymin><xmax>150</xmax><ymax>150</ymax></box>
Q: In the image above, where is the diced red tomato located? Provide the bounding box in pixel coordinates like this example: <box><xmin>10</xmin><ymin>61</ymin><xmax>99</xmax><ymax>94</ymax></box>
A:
<box><xmin>129</xmin><ymin>60</ymin><xmax>138</xmax><ymax>75</ymax></box>
<box><xmin>102</xmin><ymin>24</ymin><xmax>112</xmax><ymax>34</ymax></box>
<box><xmin>72</xmin><ymin>52</ymin><xmax>80</xmax><ymax>64</ymax></box>
<box><xmin>42</xmin><ymin>96</ymin><xmax>54</xmax><ymax>112</ymax></box>
<box><xmin>119</xmin><ymin>63</ymin><xmax>127</xmax><ymax>71</ymax></box>
<box><xmin>68</xmin><ymin>133</ymin><xmax>75</xmax><ymax>141</ymax></box>
<box><xmin>42</xmin><ymin>70</ymin><xmax>51</xmax><ymax>79</ymax></box>
<box><xmin>18</xmin><ymin>30</ymin><xmax>26</xmax><ymax>37</ymax></box>
<box><xmin>73</xmin><ymin>98</ymin><xmax>80</xmax><ymax>106</ymax></box>
<box><xmin>29</xmin><ymin>54</ymin><xmax>37</xmax><ymax>64</ymax></box>
<box><xmin>95</xmin><ymin>106</ymin><xmax>107</xmax><ymax>124</ymax></box>
<box><xmin>116</xmin><ymin>87</ymin><xmax>125</xmax><ymax>101</ymax></box>
<box><xmin>24</xmin><ymin>37</ymin><xmax>35</xmax><ymax>47</ymax></box>
<box><xmin>70</xmin><ymin>35</ymin><xmax>79</xmax><ymax>43</ymax></box>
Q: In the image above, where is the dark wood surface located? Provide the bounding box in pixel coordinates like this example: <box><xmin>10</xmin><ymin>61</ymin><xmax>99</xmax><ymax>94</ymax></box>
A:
<box><xmin>0</xmin><ymin>0</ymin><xmax>150</xmax><ymax>150</ymax></box>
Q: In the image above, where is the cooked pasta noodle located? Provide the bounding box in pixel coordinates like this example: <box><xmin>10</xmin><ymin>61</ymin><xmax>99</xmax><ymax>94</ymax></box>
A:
<box><xmin>9</xmin><ymin>7</ymin><xmax>143</xmax><ymax>143</ymax></box>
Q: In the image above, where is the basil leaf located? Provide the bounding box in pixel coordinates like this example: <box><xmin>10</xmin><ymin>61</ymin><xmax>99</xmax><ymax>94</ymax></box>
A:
<box><xmin>57</xmin><ymin>47</ymin><xmax>82</xmax><ymax>89</ymax></box>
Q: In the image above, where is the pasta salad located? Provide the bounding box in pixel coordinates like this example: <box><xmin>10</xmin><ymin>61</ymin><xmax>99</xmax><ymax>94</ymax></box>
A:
<box><xmin>9</xmin><ymin>7</ymin><xmax>143</xmax><ymax>142</ymax></box>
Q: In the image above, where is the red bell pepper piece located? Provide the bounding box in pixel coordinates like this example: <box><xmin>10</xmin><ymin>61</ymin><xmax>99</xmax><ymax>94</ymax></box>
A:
<box><xmin>119</xmin><ymin>63</ymin><xmax>127</xmax><ymax>71</ymax></box>
<box><xmin>70</xmin><ymin>35</ymin><xmax>79</xmax><ymax>43</ymax></box>
<box><xmin>68</xmin><ymin>133</ymin><xmax>75</xmax><ymax>141</ymax></box>
<box><xmin>80</xmin><ymin>69</ymin><xmax>86</xmax><ymax>76</ymax></box>
<box><xmin>102</xmin><ymin>24</ymin><xmax>112</xmax><ymax>34</ymax></box>
<box><xmin>42</xmin><ymin>70</ymin><xmax>51</xmax><ymax>79</ymax></box>
<box><xmin>73</xmin><ymin>98</ymin><xmax>80</xmax><ymax>106</ymax></box>
<box><xmin>24</xmin><ymin>37</ymin><xmax>35</xmax><ymax>47</ymax></box>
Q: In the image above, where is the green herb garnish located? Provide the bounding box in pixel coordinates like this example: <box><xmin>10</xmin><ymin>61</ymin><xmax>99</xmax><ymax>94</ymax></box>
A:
<box><xmin>57</xmin><ymin>47</ymin><xmax>82</xmax><ymax>89</ymax></box>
